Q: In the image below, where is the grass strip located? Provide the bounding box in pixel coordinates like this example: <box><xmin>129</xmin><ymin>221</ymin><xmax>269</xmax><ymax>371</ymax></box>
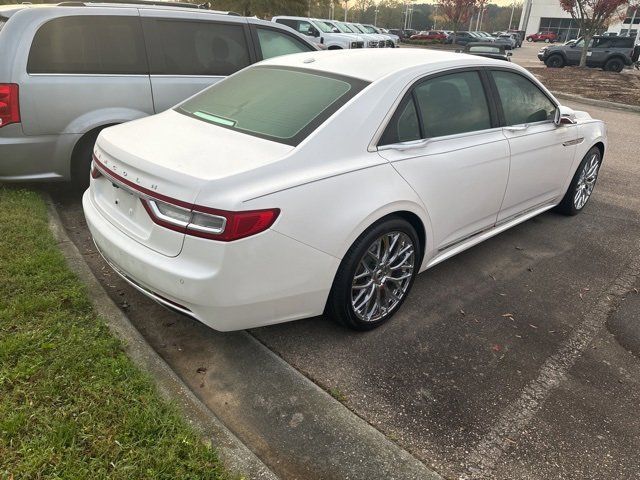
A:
<box><xmin>0</xmin><ymin>188</ymin><xmax>230</xmax><ymax>480</ymax></box>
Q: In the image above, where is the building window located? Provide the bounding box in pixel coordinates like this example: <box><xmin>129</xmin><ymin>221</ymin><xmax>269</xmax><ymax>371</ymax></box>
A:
<box><xmin>539</xmin><ymin>17</ymin><xmax>581</xmax><ymax>42</ymax></box>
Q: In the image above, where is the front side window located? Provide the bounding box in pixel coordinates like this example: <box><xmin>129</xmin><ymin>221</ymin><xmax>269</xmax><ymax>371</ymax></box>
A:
<box><xmin>413</xmin><ymin>71</ymin><xmax>492</xmax><ymax>138</ymax></box>
<box><xmin>178</xmin><ymin>66</ymin><xmax>368</xmax><ymax>146</ymax></box>
<box><xmin>491</xmin><ymin>70</ymin><xmax>556</xmax><ymax>126</ymax></box>
<box><xmin>257</xmin><ymin>28</ymin><xmax>314</xmax><ymax>59</ymax></box>
<box><xmin>311</xmin><ymin>20</ymin><xmax>333</xmax><ymax>33</ymax></box>
<box><xmin>296</xmin><ymin>20</ymin><xmax>314</xmax><ymax>35</ymax></box>
<box><xmin>380</xmin><ymin>70</ymin><xmax>492</xmax><ymax>144</ymax></box>
<box><xmin>150</xmin><ymin>20</ymin><xmax>250</xmax><ymax>76</ymax></box>
<box><xmin>28</xmin><ymin>16</ymin><xmax>147</xmax><ymax>74</ymax></box>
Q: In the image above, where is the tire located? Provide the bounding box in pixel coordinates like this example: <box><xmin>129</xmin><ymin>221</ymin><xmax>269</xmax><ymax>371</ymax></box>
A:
<box><xmin>70</xmin><ymin>129</ymin><xmax>102</xmax><ymax>191</ymax></box>
<box><xmin>555</xmin><ymin>146</ymin><xmax>602</xmax><ymax>216</ymax></box>
<box><xmin>544</xmin><ymin>38</ymin><xmax>550</xmax><ymax>43</ymax></box>
<box><xmin>604</xmin><ymin>57</ymin><xmax>624</xmax><ymax>73</ymax></box>
<box><xmin>527</xmin><ymin>37</ymin><xmax>533</xmax><ymax>42</ymax></box>
<box><xmin>545</xmin><ymin>54</ymin><xmax>565</xmax><ymax>68</ymax></box>
<box><xmin>327</xmin><ymin>216</ymin><xmax>421</xmax><ymax>331</ymax></box>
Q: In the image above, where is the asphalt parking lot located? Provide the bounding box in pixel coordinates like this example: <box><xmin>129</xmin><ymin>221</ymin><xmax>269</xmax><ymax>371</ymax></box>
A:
<box><xmin>47</xmin><ymin>96</ymin><xmax>640</xmax><ymax>479</ymax></box>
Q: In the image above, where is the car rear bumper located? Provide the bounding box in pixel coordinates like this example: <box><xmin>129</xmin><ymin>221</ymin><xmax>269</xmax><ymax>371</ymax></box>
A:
<box><xmin>83</xmin><ymin>189</ymin><xmax>339</xmax><ymax>331</ymax></box>
<box><xmin>0</xmin><ymin>125</ymin><xmax>79</xmax><ymax>181</ymax></box>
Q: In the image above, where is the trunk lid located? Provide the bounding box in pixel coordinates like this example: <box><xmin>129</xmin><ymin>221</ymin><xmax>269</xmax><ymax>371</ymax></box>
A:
<box><xmin>91</xmin><ymin>110</ymin><xmax>293</xmax><ymax>257</ymax></box>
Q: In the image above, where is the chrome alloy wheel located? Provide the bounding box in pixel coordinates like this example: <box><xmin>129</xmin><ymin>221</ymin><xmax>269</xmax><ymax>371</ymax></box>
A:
<box><xmin>574</xmin><ymin>153</ymin><xmax>600</xmax><ymax>210</ymax></box>
<box><xmin>350</xmin><ymin>232</ymin><xmax>416</xmax><ymax>322</ymax></box>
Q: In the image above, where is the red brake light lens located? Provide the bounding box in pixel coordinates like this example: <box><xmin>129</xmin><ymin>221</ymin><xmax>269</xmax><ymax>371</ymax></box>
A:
<box><xmin>0</xmin><ymin>84</ymin><xmax>20</xmax><ymax>128</ymax></box>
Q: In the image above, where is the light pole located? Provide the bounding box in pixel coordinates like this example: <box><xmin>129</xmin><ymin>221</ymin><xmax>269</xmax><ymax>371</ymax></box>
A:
<box><xmin>627</xmin><ymin>7</ymin><xmax>637</xmax><ymax>37</ymax></box>
<box><xmin>374</xmin><ymin>6</ymin><xmax>379</xmax><ymax>26</ymax></box>
<box><xmin>433</xmin><ymin>3</ymin><xmax>439</xmax><ymax>29</ymax></box>
<box><xmin>508</xmin><ymin>1</ymin><xmax>515</xmax><ymax>30</ymax></box>
<box><xmin>344</xmin><ymin>0</ymin><xmax>348</xmax><ymax>21</ymax></box>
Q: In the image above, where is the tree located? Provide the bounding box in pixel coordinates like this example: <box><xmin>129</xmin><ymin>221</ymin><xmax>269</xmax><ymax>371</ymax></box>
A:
<box><xmin>440</xmin><ymin>0</ymin><xmax>478</xmax><ymax>43</ymax></box>
<box><xmin>559</xmin><ymin>0</ymin><xmax>629</xmax><ymax>67</ymax></box>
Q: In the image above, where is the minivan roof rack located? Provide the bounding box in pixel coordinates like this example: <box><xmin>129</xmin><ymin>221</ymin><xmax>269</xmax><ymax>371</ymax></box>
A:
<box><xmin>55</xmin><ymin>0</ymin><xmax>227</xmax><ymax>10</ymax></box>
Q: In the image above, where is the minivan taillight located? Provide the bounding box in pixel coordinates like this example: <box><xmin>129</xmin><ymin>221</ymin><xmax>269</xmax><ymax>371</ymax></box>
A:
<box><xmin>0</xmin><ymin>84</ymin><xmax>20</xmax><ymax>128</ymax></box>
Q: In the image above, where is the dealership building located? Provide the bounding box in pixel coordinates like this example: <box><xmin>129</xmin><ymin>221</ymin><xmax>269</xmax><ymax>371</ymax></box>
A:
<box><xmin>518</xmin><ymin>0</ymin><xmax>639</xmax><ymax>42</ymax></box>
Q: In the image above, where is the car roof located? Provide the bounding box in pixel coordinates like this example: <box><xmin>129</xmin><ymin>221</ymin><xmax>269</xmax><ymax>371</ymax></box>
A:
<box><xmin>0</xmin><ymin>1</ymin><xmax>234</xmax><ymax>16</ymax></box>
<box><xmin>259</xmin><ymin>48</ymin><xmax>509</xmax><ymax>82</ymax></box>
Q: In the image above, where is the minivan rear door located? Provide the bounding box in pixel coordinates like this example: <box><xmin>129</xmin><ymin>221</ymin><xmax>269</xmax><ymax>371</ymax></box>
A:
<box><xmin>140</xmin><ymin>10</ymin><xmax>256</xmax><ymax>112</ymax></box>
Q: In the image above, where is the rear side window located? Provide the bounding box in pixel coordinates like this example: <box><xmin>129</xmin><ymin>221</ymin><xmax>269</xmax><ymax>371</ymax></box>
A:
<box><xmin>414</xmin><ymin>71</ymin><xmax>491</xmax><ymax>138</ymax></box>
<box><xmin>612</xmin><ymin>37</ymin><xmax>634</xmax><ymax>48</ymax></box>
<box><xmin>256</xmin><ymin>28</ymin><xmax>314</xmax><ymax>59</ymax></box>
<box><xmin>148</xmin><ymin>20</ymin><xmax>250</xmax><ymax>76</ymax></box>
<box><xmin>178</xmin><ymin>66</ymin><xmax>369</xmax><ymax>145</ymax></box>
<box><xmin>28</xmin><ymin>16</ymin><xmax>148</xmax><ymax>74</ymax></box>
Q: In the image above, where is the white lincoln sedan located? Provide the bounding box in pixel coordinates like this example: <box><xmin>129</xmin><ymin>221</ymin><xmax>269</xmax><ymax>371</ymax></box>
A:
<box><xmin>83</xmin><ymin>49</ymin><xmax>607</xmax><ymax>331</ymax></box>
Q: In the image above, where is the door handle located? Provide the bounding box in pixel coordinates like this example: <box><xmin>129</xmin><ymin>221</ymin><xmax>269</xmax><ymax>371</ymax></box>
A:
<box><xmin>504</xmin><ymin>125</ymin><xmax>528</xmax><ymax>132</ymax></box>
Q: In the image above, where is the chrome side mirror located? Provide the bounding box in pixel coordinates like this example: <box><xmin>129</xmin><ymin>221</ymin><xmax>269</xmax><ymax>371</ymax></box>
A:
<box><xmin>554</xmin><ymin>105</ymin><xmax>577</xmax><ymax>126</ymax></box>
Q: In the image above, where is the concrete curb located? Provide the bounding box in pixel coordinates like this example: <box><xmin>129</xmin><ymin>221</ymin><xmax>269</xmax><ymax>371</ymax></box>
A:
<box><xmin>44</xmin><ymin>193</ymin><xmax>279</xmax><ymax>480</ymax></box>
<box><xmin>46</xmin><ymin>193</ymin><xmax>443</xmax><ymax>480</ymax></box>
<box><xmin>553</xmin><ymin>91</ymin><xmax>640</xmax><ymax>113</ymax></box>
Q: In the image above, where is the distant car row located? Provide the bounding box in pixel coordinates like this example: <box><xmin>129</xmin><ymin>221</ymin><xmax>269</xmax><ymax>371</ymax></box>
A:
<box><xmin>273</xmin><ymin>16</ymin><xmax>400</xmax><ymax>49</ymax></box>
<box><xmin>407</xmin><ymin>30</ymin><xmax>522</xmax><ymax>49</ymax></box>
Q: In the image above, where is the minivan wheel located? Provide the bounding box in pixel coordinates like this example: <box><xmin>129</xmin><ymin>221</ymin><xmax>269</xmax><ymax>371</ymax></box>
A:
<box><xmin>70</xmin><ymin>129</ymin><xmax>102</xmax><ymax>191</ymax></box>
<box><xmin>545</xmin><ymin>54</ymin><xmax>565</xmax><ymax>68</ymax></box>
<box><xmin>555</xmin><ymin>146</ymin><xmax>602</xmax><ymax>216</ymax></box>
<box><xmin>604</xmin><ymin>58</ymin><xmax>624</xmax><ymax>73</ymax></box>
<box><xmin>328</xmin><ymin>217</ymin><xmax>420</xmax><ymax>331</ymax></box>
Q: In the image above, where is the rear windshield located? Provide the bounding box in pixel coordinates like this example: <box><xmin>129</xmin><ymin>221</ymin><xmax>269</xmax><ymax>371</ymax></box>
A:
<box><xmin>177</xmin><ymin>66</ymin><xmax>369</xmax><ymax>146</ymax></box>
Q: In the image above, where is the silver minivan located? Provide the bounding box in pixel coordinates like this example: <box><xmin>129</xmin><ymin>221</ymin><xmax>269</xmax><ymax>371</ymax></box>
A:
<box><xmin>0</xmin><ymin>1</ymin><xmax>317</xmax><ymax>186</ymax></box>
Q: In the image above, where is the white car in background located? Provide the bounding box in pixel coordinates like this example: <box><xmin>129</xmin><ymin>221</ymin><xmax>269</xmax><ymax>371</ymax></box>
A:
<box><xmin>272</xmin><ymin>16</ymin><xmax>364</xmax><ymax>49</ymax></box>
<box><xmin>349</xmin><ymin>22</ymin><xmax>389</xmax><ymax>47</ymax></box>
<box><xmin>84</xmin><ymin>49</ymin><xmax>606</xmax><ymax>332</ymax></box>
<box><xmin>354</xmin><ymin>23</ymin><xmax>396</xmax><ymax>48</ymax></box>
<box><xmin>322</xmin><ymin>19</ymin><xmax>381</xmax><ymax>48</ymax></box>
<box><xmin>364</xmin><ymin>24</ymin><xmax>400</xmax><ymax>46</ymax></box>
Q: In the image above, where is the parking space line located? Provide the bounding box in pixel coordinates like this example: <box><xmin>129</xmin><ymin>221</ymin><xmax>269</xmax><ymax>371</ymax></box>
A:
<box><xmin>462</xmin><ymin>253</ymin><xmax>640</xmax><ymax>479</ymax></box>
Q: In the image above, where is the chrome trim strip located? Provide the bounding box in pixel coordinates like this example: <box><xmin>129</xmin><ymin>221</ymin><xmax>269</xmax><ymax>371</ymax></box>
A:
<box><xmin>563</xmin><ymin>137</ymin><xmax>585</xmax><ymax>147</ymax></box>
<box><xmin>437</xmin><ymin>199</ymin><xmax>558</xmax><ymax>252</ymax></box>
<box><xmin>438</xmin><ymin>226</ymin><xmax>492</xmax><ymax>252</ymax></box>
<box><xmin>187</xmin><ymin>217</ymin><xmax>226</xmax><ymax>234</ymax></box>
<box><xmin>495</xmin><ymin>198</ymin><xmax>558</xmax><ymax>227</ymax></box>
<box><xmin>147</xmin><ymin>199</ymin><xmax>191</xmax><ymax>227</ymax></box>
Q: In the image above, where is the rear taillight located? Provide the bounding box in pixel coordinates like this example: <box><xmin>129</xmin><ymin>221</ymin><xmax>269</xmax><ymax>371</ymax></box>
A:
<box><xmin>141</xmin><ymin>198</ymin><xmax>279</xmax><ymax>242</ymax></box>
<box><xmin>0</xmin><ymin>84</ymin><xmax>20</xmax><ymax>128</ymax></box>
<box><xmin>92</xmin><ymin>155</ymin><xmax>279</xmax><ymax>241</ymax></box>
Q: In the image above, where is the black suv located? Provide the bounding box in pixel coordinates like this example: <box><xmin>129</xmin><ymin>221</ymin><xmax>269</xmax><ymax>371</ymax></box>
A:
<box><xmin>538</xmin><ymin>36</ymin><xmax>636</xmax><ymax>72</ymax></box>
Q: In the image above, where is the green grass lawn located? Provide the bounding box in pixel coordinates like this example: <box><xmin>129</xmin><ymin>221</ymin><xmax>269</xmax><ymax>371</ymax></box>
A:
<box><xmin>0</xmin><ymin>188</ymin><xmax>230</xmax><ymax>479</ymax></box>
